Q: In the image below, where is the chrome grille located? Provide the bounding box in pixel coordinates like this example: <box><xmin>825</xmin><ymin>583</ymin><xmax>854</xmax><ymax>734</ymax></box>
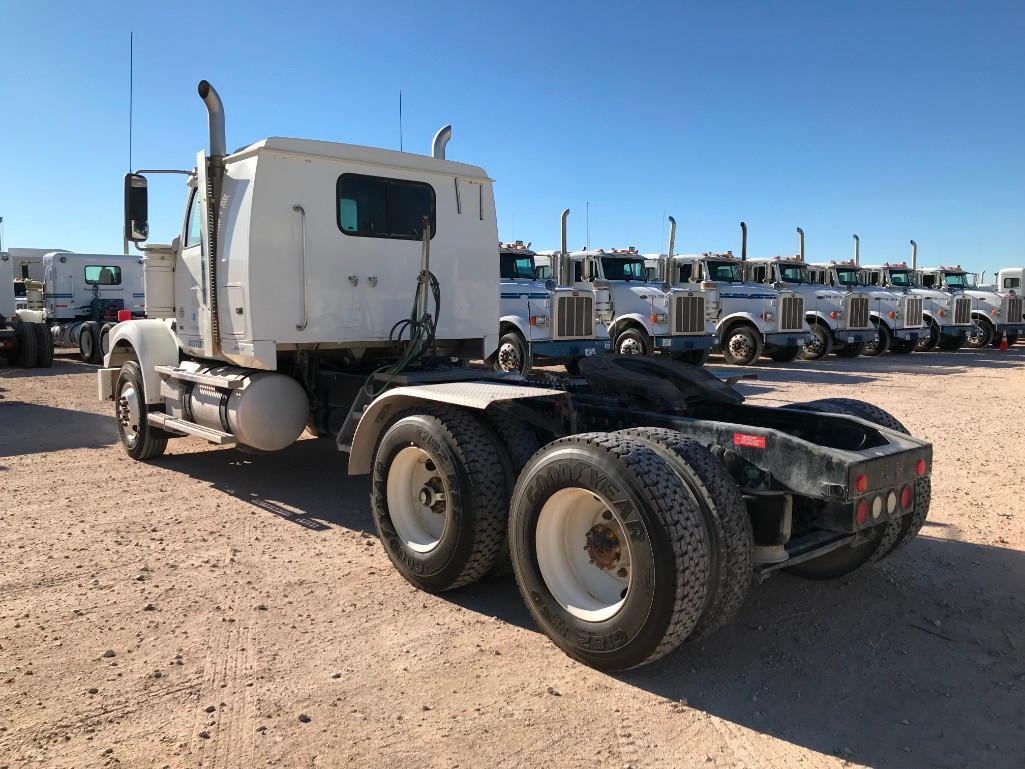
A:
<box><xmin>902</xmin><ymin>296</ymin><xmax>923</xmax><ymax>327</ymax></box>
<box><xmin>845</xmin><ymin>295</ymin><xmax>870</xmax><ymax>329</ymax></box>
<box><xmin>555</xmin><ymin>294</ymin><xmax>594</xmax><ymax>339</ymax></box>
<box><xmin>779</xmin><ymin>295</ymin><xmax>804</xmax><ymax>332</ymax></box>
<box><xmin>1005</xmin><ymin>296</ymin><xmax>1023</xmax><ymax>323</ymax></box>
<box><xmin>953</xmin><ymin>296</ymin><xmax>972</xmax><ymax>325</ymax></box>
<box><xmin>672</xmin><ymin>294</ymin><xmax>706</xmax><ymax>334</ymax></box>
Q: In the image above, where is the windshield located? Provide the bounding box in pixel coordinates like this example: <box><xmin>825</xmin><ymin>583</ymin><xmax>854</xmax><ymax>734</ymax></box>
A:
<box><xmin>705</xmin><ymin>261</ymin><xmax>743</xmax><ymax>282</ymax></box>
<box><xmin>887</xmin><ymin>269</ymin><xmax>911</xmax><ymax>287</ymax></box>
<box><xmin>835</xmin><ymin>268</ymin><xmax>863</xmax><ymax>286</ymax></box>
<box><xmin>778</xmin><ymin>264</ymin><xmax>810</xmax><ymax>284</ymax></box>
<box><xmin>944</xmin><ymin>272</ymin><xmax>970</xmax><ymax>289</ymax></box>
<box><xmin>601</xmin><ymin>257</ymin><xmax>646</xmax><ymax>281</ymax></box>
<box><xmin>500</xmin><ymin>253</ymin><xmax>535</xmax><ymax>280</ymax></box>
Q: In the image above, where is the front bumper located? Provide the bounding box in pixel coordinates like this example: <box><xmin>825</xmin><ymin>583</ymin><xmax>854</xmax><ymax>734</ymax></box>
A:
<box><xmin>763</xmin><ymin>331</ymin><xmax>810</xmax><ymax>347</ymax></box>
<box><xmin>831</xmin><ymin>328</ymin><xmax>876</xmax><ymax>344</ymax></box>
<box><xmin>996</xmin><ymin>322</ymin><xmax>1025</xmax><ymax>334</ymax></box>
<box><xmin>655</xmin><ymin>334</ymin><xmax>715</xmax><ymax>352</ymax></box>
<box><xmin>940</xmin><ymin>325</ymin><xmax>969</xmax><ymax>337</ymax></box>
<box><xmin>531</xmin><ymin>338</ymin><xmax>612</xmax><ymax>360</ymax></box>
<box><xmin>891</xmin><ymin>327</ymin><xmax>921</xmax><ymax>341</ymax></box>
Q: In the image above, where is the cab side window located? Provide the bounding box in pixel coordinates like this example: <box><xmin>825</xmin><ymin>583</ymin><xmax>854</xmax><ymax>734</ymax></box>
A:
<box><xmin>921</xmin><ymin>274</ymin><xmax>937</xmax><ymax>288</ymax></box>
<box><xmin>751</xmin><ymin>266</ymin><xmax>768</xmax><ymax>283</ymax></box>
<box><xmin>679</xmin><ymin>264</ymin><xmax>694</xmax><ymax>282</ymax></box>
<box><xmin>185</xmin><ymin>191</ymin><xmax>202</xmax><ymax>248</ymax></box>
<box><xmin>1004</xmin><ymin>277</ymin><xmax>1021</xmax><ymax>289</ymax></box>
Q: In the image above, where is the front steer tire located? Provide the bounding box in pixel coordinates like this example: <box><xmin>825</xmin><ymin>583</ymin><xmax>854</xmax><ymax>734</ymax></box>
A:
<box><xmin>799</xmin><ymin>322</ymin><xmax>832</xmax><ymax>360</ymax></box>
<box><xmin>508</xmin><ymin>432</ymin><xmax>711</xmax><ymax>671</ymax></box>
<box><xmin>721</xmin><ymin>325</ymin><xmax>763</xmax><ymax>366</ymax></box>
<box><xmin>616</xmin><ymin>428</ymin><xmax>753</xmax><ymax>641</ymax></box>
<box><xmin>371</xmin><ymin>406</ymin><xmax>510</xmax><ymax>593</ymax></box>
<box><xmin>115</xmin><ymin>361</ymin><xmax>168</xmax><ymax>461</ymax></box>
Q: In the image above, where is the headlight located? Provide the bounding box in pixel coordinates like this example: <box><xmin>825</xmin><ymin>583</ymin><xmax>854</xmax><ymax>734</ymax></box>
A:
<box><xmin>887</xmin><ymin>311</ymin><xmax>896</xmax><ymax>319</ymax></box>
<box><xmin>650</xmin><ymin>313</ymin><xmax>668</xmax><ymax>324</ymax></box>
<box><xmin>938</xmin><ymin>309</ymin><xmax>946</xmax><ymax>317</ymax></box>
<box><xmin>529</xmin><ymin>315</ymin><xmax>548</xmax><ymax>326</ymax></box>
<box><xmin>760</xmin><ymin>312</ymin><xmax>774</xmax><ymax>321</ymax></box>
<box><xmin>991</xmin><ymin>308</ymin><xmax>1001</xmax><ymax>316</ymax></box>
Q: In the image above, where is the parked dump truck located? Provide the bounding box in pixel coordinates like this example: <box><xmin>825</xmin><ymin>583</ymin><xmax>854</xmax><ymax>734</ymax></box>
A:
<box><xmin>42</xmin><ymin>251</ymin><xmax>146</xmax><ymax>363</ymax></box>
<box><xmin>97</xmin><ymin>81</ymin><xmax>934</xmax><ymax>671</ymax></box>
<box><xmin>0</xmin><ymin>251</ymin><xmax>55</xmax><ymax>367</ymax></box>
<box><xmin>917</xmin><ymin>265</ymin><xmax>1025</xmax><ymax>348</ymax></box>
<box><xmin>495</xmin><ymin>236</ymin><xmax>611</xmax><ymax>374</ymax></box>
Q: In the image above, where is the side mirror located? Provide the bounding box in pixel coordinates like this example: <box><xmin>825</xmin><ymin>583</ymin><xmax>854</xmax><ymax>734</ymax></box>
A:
<box><xmin>124</xmin><ymin>173</ymin><xmax>149</xmax><ymax>242</ymax></box>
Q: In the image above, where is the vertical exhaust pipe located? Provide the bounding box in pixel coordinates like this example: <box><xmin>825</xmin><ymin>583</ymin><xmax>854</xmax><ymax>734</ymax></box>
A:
<box><xmin>663</xmin><ymin>216</ymin><xmax>677</xmax><ymax>283</ymax></box>
<box><xmin>796</xmin><ymin>227</ymin><xmax>805</xmax><ymax>261</ymax></box>
<box><xmin>197</xmin><ymin>80</ymin><xmax>226</xmax><ymax>157</ymax></box>
<box><xmin>910</xmin><ymin>239</ymin><xmax>917</xmax><ymax>271</ymax></box>
<box><xmin>558</xmin><ymin>208</ymin><xmax>570</xmax><ymax>287</ymax></box>
<box><xmin>740</xmin><ymin>221</ymin><xmax>747</xmax><ymax>262</ymax></box>
<box><xmin>432</xmin><ymin>125</ymin><xmax>452</xmax><ymax>159</ymax></box>
<box><xmin>853</xmin><ymin>234</ymin><xmax>860</xmax><ymax>266</ymax></box>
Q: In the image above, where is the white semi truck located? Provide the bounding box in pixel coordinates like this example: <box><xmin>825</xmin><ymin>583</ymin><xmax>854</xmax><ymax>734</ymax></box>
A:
<box><xmin>7</xmin><ymin>247</ymin><xmax>69</xmax><ymax>283</ymax></box>
<box><xmin>495</xmin><ymin>233</ymin><xmax>611</xmax><ymax>374</ymax></box>
<box><xmin>745</xmin><ymin>231</ymin><xmax>874</xmax><ymax>360</ymax></box>
<box><xmin>96</xmin><ymin>80</ymin><xmax>934</xmax><ymax>671</ymax></box>
<box><xmin>0</xmin><ymin>251</ymin><xmax>55</xmax><ymax>368</ymax></box>
<box><xmin>917</xmin><ymin>265</ymin><xmax>1025</xmax><ymax>348</ymax></box>
<box><xmin>41</xmin><ymin>251</ymin><xmax>147</xmax><ymax>363</ymax></box>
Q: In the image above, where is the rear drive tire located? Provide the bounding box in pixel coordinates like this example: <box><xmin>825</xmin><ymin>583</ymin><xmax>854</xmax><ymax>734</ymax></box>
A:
<box><xmin>766</xmin><ymin>345</ymin><xmax>800</xmax><ymax>363</ymax></box>
<box><xmin>889</xmin><ymin>338</ymin><xmax>916</xmax><ymax>354</ymax></box>
<box><xmin>492</xmin><ymin>331</ymin><xmax>532</xmax><ymax>375</ymax></box>
<box><xmin>115</xmin><ymin>360</ymin><xmax>167</xmax><ymax>461</ymax></box>
<box><xmin>616</xmin><ymin>427</ymin><xmax>752</xmax><ymax>641</ymax></box>
<box><xmin>938</xmin><ymin>334</ymin><xmax>965</xmax><ymax>351</ymax></box>
<box><xmin>508</xmin><ymin>432</ymin><xmax>711</xmax><ymax>670</ymax></box>
<box><xmin>721</xmin><ymin>325</ymin><xmax>762</xmax><ymax>366</ymax></box>
<box><xmin>799</xmin><ymin>323</ymin><xmax>832</xmax><ymax>360</ymax></box>
<box><xmin>32</xmin><ymin>322</ymin><xmax>54</xmax><ymax>368</ymax></box>
<box><xmin>371</xmin><ymin>406</ymin><xmax>509</xmax><ymax>593</ymax></box>
<box><xmin>99</xmin><ymin>322</ymin><xmax>114</xmax><ymax>359</ymax></box>
<box><xmin>564</xmin><ymin>357</ymin><xmax>582</xmax><ymax>375</ymax></box>
<box><xmin>616</xmin><ymin>328</ymin><xmax>651</xmax><ymax>356</ymax></box>
<box><xmin>861</xmin><ymin>321</ymin><xmax>891</xmax><ymax>357</ymax></box>
<box><xmin>1006</xmin><ymin>332</ymin><xmax>1019</xmax><ymax>346</ymax></box>
<box><xmin>13</xmin><ymin>320</ymin><xmax>38</xmax><ymax>368</ymax></box>
<box><xmin>79</xmin><ymin>321</ymin><xmax>100</xmax><ymax>363</ymax></box>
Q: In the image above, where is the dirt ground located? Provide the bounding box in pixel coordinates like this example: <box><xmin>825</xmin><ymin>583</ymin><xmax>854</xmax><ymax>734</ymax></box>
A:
<box><xmin>1</xmin><ymin>348</ymin><xmax>1024</xmax><ymax>769</ymax></box>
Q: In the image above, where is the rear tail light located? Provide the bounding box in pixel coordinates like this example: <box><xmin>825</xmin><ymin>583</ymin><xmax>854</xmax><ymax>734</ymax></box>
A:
<box><xmin>872</xmin><ymin>495</ymin><xmax>884</xmax><ymax>520</ymax></box>
<box><xmin>915</xmin><ymin>459</ymin><xmax>927</xmax><ymax>477</ymax></box>
<box><xmin>900</xmin><ymin>485</ymin><xmax>913</xmax><ymax>509</ymax></box>
<box><xmin>856</xmin><ymin>500</ymin><xmax>869</xmax><ymax>526</ymax></box>
<box><xmin>886</xmin><ymin>491</ymin><xmax>898</xmax><ymax>515</ymax></box>
<box><xmin>855</xmin><ymin>473</ymin><xmax>868</xmax><ymax>493</ymax></box>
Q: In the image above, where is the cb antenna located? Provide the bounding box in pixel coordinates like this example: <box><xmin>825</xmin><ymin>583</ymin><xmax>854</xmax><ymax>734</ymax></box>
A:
<box><xmin>128</xmin><ymin>32</ymin><xmax>134</xmax><ymax>172</ymax></box>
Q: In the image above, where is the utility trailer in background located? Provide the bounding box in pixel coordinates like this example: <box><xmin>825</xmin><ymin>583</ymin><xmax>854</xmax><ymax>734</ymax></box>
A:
<box><xmin>96</xmin><ymin>80</ymin><xmax>934</xmax><ymax>671</ymax></box>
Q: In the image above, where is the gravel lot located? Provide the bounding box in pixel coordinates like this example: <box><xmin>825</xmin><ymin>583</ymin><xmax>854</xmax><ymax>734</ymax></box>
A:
<box><xmin>1</xmin><ymin>349</ymin><xmax>1024</xmax><ymax>769</ymax></box>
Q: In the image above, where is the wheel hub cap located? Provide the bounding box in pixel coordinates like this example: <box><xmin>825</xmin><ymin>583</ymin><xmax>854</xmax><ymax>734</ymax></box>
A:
<box><xmin>117</xmin><ymin>383</ymin><xmax>140</xmax><ymax>448</ymax></box>
<box><xmin>729</xmin><ymin>336</ymin><xmax>752</xmax><ymax>358</ymax></box>
<box><xmin>619</xmin><ymin>338</ymin><xmax>643</xmax><ymax>355</ymax></box>
<box><xmin>386</xmin><ymin>447</ymin><xmax>450</xmax><ymax>553</ymax></box>
<box><xmin>535</xmin><ymin>488</ymin><xmax>632</xmax><ymax>622</ymax></box>
<box><xmin>497</xmin><ymin>342</ymin><xmax>521</xmax><ymax>371</ymax></box>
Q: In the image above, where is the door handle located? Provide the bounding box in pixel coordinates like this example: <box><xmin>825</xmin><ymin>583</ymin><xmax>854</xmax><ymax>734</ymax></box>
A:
<box><xmin>294</xmin><ymin>204</ymin><xmax>308</xmax><ymax>330</ymax></box>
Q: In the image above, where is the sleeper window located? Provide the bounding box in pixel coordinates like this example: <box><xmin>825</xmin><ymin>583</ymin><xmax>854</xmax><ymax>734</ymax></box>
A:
<box><xmin>185</xmin><ymin>192</ymin><xmax>203</xmax><ymax>248</ymax></box>
<box><xmin>337</xmin><ymin>174</ymin><xmax>436</xmax><ymax>240</ymax></box>
<box><xmin>84</xmin><ymin>265</ymin><xmax>122</xmax><ymax>285</ymax></box>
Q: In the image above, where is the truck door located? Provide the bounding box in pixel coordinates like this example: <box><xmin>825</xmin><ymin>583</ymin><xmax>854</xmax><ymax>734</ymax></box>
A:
<box><xmin>175</xmin><ymin>182</ymin><xmax>206</xmax><ymax>349</ymax></box>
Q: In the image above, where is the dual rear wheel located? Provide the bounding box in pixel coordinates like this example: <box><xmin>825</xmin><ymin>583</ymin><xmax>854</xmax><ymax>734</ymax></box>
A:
<box><xmin>371</xmin><ymin>410</ymin><xmax>754</xmax><ymax>670</ymax></box>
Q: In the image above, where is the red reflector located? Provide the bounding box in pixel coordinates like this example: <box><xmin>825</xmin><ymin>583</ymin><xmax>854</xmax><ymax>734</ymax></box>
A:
<box><xmin>856</xmin><ymin>500</ymin><xmax>869</xmax><ymax>526</ymax></box>
<box><xmin>900</xmin><ymin>486</ymin><xmax>912</xmax><ymax>509</ymax></box>
<box><xmin>117</xmin><ymin>310</ymin><xmax>132</xmax><ymax>322</ymax></box>
<box><xmin>915</xmin><ymin>459</ymin><xmax>926</xmax><ymax>477</ymax></box>
<box><xmin>733</xmin><ymin>433</ymin><xmax>766</xmax><ymax>449</ymax></box>
<box><xmin>855</xmin><ymin>473</ymin><xmax>868</xmax><ymax>493</ymax></box>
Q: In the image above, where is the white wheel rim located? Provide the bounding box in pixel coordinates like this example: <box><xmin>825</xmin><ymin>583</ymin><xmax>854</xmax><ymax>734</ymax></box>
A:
<box><xmin>82</xmin><ymin>332</ymin><xmax>93</xmax><ymax>357</ymax></box>
<box><xmin>117</xmin><ymin>382</ymin><xmax>141</xmax><ymax>448</ymax></box>
<box><xmin>804</xmin><ymin>330</ymin><xmax>824</xmax><ymax>356</ymax></box>
<box><xmin>728</xmin><ymin>334</ymin><xmax>753</xmax><ymax>360</ymax></box>
<box><xmin>968</xmin><ymin>323</ymin><xmax>985</xmax><ymax>345</ymax></box>
<box><xmin>535</xmin><ymin>488</ymin><xmax>632</xmax><ymax>622</ymax></box>
<box><xmin>386</xmin><ymin>446</ymin><xmax>450</xmax><ymax>553</ymax></box>
<box><xmin>497</xmin><ymin>341</ymin><xmax>522</xmax><ymax>372</ymax></box>
<box><xmin>619</xmin><ymin>337</ymin><xmax>643</xmax><ymax>355</ymax></box>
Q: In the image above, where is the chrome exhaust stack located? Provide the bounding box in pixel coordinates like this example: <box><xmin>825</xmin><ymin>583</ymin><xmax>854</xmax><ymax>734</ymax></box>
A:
<box><xmin>910</xmin><ymin>239</ymin><xmax>918</xmax><ymax>271</ymax></box>
<box><xmin>853</xmin><ymin>234</ymin><xmax>860</xmax><ymax>266</ymax></box>
<box><xmin>196</xmin><ymin>80</ymin><xmax>226</xmax><ymax>352</ymax></box>
<box><xmin>432</xmin><ymin>125</ymin><xmax>452</xmax><ymax>159</ymax></box>
<box><xmin>740</xmin><ymin>221</ymin><xmax>747</xmax><ymax>262</ymax></box>
<box><xmin>662</xmin><ymin>216</ymin><xmax>677</xmax><ymax>283</ymax></box>
<box><xmin>796</xmin><ymin>226</ymin><xmax>805</xmax><ymax>261</ymax></box>
<box><xmin>557</xmin><ymin>208</ymin><xmax>571</xmax><ymax>287</ymax></box>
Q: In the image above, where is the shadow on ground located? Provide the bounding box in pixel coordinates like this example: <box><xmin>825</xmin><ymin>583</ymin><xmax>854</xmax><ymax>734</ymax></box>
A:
<box><xmin>153</xmin><ymin>438</ymin><xmax>1025</xmax><ymax>769</ymax></box>
<box><xmin>0</xmin><ymin>401</ymin><xmax>117</xmax><ymax>456</ymax></box>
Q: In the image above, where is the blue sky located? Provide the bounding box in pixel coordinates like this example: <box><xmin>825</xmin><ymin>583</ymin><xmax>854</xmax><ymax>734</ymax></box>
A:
<box><xmin>2</xmin><ymin>0</ymin><xmax>1023</xmax><ymax>278</ymax></box>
